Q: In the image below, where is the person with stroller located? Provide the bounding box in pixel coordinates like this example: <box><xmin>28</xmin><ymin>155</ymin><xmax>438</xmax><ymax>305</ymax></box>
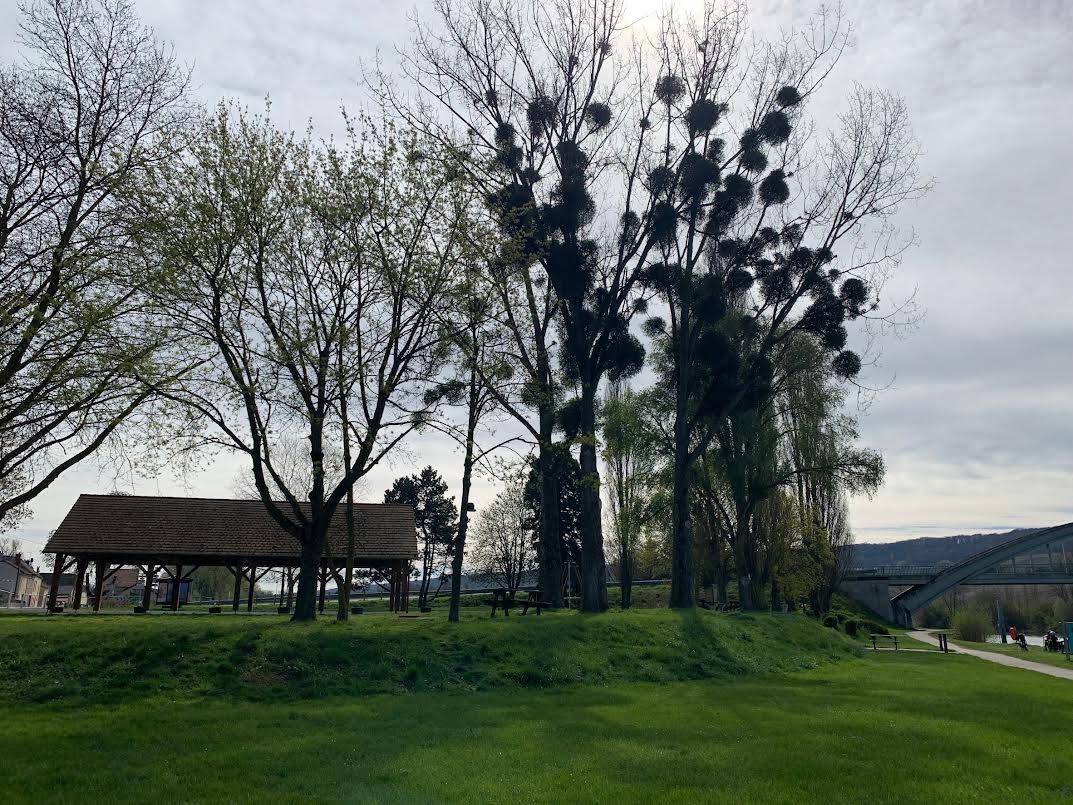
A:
<box><xmin>1044</xmin><ymin>628</ymin><xmax>1067</xmax><ymax>653</ymax></box>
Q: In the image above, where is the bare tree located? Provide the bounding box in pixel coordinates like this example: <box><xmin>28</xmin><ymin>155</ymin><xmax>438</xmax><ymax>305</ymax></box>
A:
<box><xmin>469</xmin><ymin>474</ymin><xmax>535</xmax><ymax>596</ymax></box>
<box><xmin>0</xmin><ymin>0</ymin><xmax>190</xmax><ymax>522</ymax></box>
<box><xmin>397</xmin><ymin>0</ymin><xmax>664</xmax><ymax>612</ymax></box>
<box><xmin>230</xmin><ymin>437</ymin><xmax>346</xmax><ymax>501</ymax></box>
<box><xmin>423</xmin><ymin>259</ymin><xmax>521</xmax><ymax>621</ymax></box>
<box><xmin>135</xmin><ymin>107</ymin><xmax>463</xmax><ymax>620</ymax></box>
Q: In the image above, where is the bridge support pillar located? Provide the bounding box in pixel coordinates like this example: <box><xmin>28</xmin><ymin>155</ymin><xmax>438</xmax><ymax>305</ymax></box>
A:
<box><xmin>892</xmin><ymin>604</ymin><xmax>914</xmax><ymax>629</ymax></box>
<box><xmin>838</xmin><ymin>579</ymin><xmax>895</xmax><ymax>622</ymax></box>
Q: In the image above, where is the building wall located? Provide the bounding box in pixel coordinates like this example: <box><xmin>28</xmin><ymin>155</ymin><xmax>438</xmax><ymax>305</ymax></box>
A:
<box><xmin>0</xmin><ymin>562</ymin><xmax>15</xmax><ymax>603</ymax></box>
<box><xmin>0</xmin><ymin>562</ymin><xmax>43</xmax><ymax>606</ymax></box>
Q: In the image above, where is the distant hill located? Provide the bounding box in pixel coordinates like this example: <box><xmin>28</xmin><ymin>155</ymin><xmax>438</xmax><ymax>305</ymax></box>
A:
<box><xmin>848</xmin><ymin>529</ymin><xmax>1040</xmax><ymax>568</ymax></box>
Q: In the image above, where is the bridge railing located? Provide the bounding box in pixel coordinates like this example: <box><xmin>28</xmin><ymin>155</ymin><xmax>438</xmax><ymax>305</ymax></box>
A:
<box><xmin>972</xmin><ymin>562</ymin><xmax>1073</xmax><ymax>577</ymax></box>
<box><xmin>846</xmin><ymin>566</ymin><xmax>941</xmax><ymax>578</ymax></box>
<box><xmin>847</xmin><ymin>562</ymin><xmax>1073</xmax><ymax>580</ymax></box>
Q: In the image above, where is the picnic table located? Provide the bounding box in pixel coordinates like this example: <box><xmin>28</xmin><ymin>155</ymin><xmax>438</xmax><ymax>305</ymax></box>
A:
<box><xmin>869</xmin><ymin>633</ymin><xmax>900</xmax><ymax>651</ymax></box>
<box><xmin>485</xmin><ymin>589</ymin><xmax>546</xmax><ymax>617</ymax></box>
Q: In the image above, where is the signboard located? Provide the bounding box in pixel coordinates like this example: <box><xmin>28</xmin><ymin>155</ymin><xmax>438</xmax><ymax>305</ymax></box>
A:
<box><xmin>155</xmin><ymin>579</ymin><xmax>191</xmax><ymax>605</ymax></box>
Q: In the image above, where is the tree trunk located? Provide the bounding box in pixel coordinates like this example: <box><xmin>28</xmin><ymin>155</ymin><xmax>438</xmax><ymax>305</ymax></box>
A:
<box><xmin>292</xmin><ymin>534</ymin><xmax>324</xmax><ymax>622</ymax></box>
<box><xmin>577</xmin><ymin>382</ymin><xmax>607</xmax><ymax>612</ymax></box>
<box><xmin>537</xmin><ymin>409</ymin><xmax>563</xmax><ymax>607</ymax></box>
<box><xmin>669</xmin><ymin>298</ymin><xmax>695</xmax><ymax>608</ymax></box>
<box><xmin>420</xmin><ymin>573</ymin><xmax>430</xmax><ymax>610</ymax></box>
<box><xmin>669</xmin><ymin>460</ymin><xmax>695</xmax><ymax>608</ymax></box>
<box><xmin>620</xmin><ymin>544</ymin><xmax>632</xmax><ymax>609</ymax></box>
<box><xmin>449</xmin><ymin>386</ymin><xmax>478</xmax><ymax>623</ymax></box>
<box><xmin>715</xmin><ymin>550</ymin><xmax>728</xmax><ymax>606</ymax></box>
<box><xmin>337</xmin><ymin>373</ymin><xmax>357</xmax><ymax>622</ymax></box>
<box><xmin>733</xmin><ymin>525</ymin><xmax>761</xmax><ymax>610</ymax></box>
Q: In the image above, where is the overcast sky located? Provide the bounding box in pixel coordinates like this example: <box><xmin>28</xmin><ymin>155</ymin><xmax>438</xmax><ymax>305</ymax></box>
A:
<box><xmin>3</xmin><ymin>0</ymin><xmax>1072</xmax><ymax>560</ymax></box>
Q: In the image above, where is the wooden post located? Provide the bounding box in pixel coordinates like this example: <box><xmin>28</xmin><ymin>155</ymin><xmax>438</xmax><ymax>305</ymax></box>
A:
<box><xmin>72</xmin><ymin>559</ymin><xmax>87</xmax><ymax>610</ymax></box>
<box><xmin>246</xmin><ymin>566</ymin><xmax>256</xmax><ymax>612</ymax></box>
<box><xmin>391</xmin><ymin>563</ymin><xmax>397</xmax><ymax>613</ymax></box>
<box><xmin>231</xmin><ymin>566</ymin><xmax>243</xmax><ymax>612</ymax></box>
<box><xmin>170</xmin><ymin>564</ymin><xmax>183</xmax><ymax>611</ymax></box>
<box><xmin>47</xmin><ymin>553</ymin><xmax>66</xmax><ymax>611</ymax></box>
<box><xmin>92</xmin><ymin>560</ymin><xmax>109</xmax><ymax>612</ymax></box>
<box><xmin>278</xmin><ymin>569</ymin><xmax>285</xmax><ymax>606</ymax></box>
<box><xmin>390</xmin><ymin>561</ymin><xmax>407</xmax><ymax>613</ymax></box>
<box><xmin>318</xmin><ymin>563</ymin><xmax>327</xmax><ymax>613</ymax></box>
<box><xmin>141</xmin><ymin>564</ymin><xmax>156</xmax><ymax>611</ymax></box>
<box><xmin>286</xmin><ymin>568</ymin><xmax>294</xmax><ymax>610</ymax></box>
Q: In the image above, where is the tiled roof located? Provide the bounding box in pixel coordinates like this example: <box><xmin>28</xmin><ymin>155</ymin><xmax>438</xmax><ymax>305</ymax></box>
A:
<box><xmin>0</xmin><ymin>555</ymin><xmax>40</xmax><ymax>576</ymax></box>
<box><xmin>43</xmin><ymin>494</ymin><xmax>418</xmax><ymax>563</ymax></box>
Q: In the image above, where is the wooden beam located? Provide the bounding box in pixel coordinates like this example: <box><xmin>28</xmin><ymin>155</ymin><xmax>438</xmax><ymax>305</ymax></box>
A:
<box><xmin>72</xmin><ymin>559</ymin><xmax>87</xmax><ymax>610</ymax></box>
<box><xmin>170</xmin><ymin>564</ymin><xmax>183</xmax><ymax>611</ymax></box>
<box><xmin>390</xmin><ymin>561</ymin><xmax>401</xmax><ymax>613</ymax></box>
<box><xmin>231</xmin><ymin>565</ymin><xmax>243</xmax><ymax>612</ymax></box>
<box><xmin>92</xmin><ymin>560</ymin><xmax>109</xmax><ymax>612</ymax></box>
<box><xmin>141</xmin><ymin>564</ymin><xmax>156</xmax><ymax>612</ymax></box>
<box><xmin>246</xmin><ymin>565</ymin><xmax>256</xmax><ymax>612</ymax></box>
<box><xmin>47</xmin><ymin>553</ymin><xmax>66</xmax><ymax>611</ymax></box>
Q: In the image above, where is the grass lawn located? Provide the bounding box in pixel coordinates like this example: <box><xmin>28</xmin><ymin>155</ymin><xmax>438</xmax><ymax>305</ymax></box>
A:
<box><xmin>2</xmin><ymin>610</ymin><xmax>1070</xmax><ymax>803</ymax></box>
<box><xmin>0</xmin><ymin>608</ymin><xmax>857</xmax><ymax>702</ymax></box>
<box><xmin>953</xmin><ymin>638</ymin><xmax>1073</xmax><ymax>669</ymax></box>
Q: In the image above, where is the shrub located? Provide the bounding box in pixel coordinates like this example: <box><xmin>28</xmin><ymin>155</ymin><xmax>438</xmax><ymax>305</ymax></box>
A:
<box><xmin>822</xmin><ymin>615</ymin><xmax>838</xmax><ymax>628</ymax></box>
<box><xmin>1055</xmin><ymin>598</ymin><xmax>1073</xmax><ymax>625</ymax></box>
<box><xmin>918</xmin><ymin>604</ymin><xmax>950</xmax><ymax>629</ymax></box>
<box><xmin>843</xmin><ymin>619</ymin><xmax>859</xmax><ymax>637</ymax></box>
<box><xmin>952</xmin><ymin>608</ymin><xmax>992</xmax><ymax>643</ymax></box>
<box><xmin>835</xmin><ymin>612</ymin><xmax>848</xmax><ymax>624</ymax></box>
<box><xmin>862</xmin><ymin>620</ymin><xmax>889</xmax><ymax>636</ymax></box>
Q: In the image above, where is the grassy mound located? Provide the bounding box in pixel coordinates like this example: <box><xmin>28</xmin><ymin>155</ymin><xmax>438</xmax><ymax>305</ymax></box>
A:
<box><xmin>0</xmin><ymin>608</ymin><xmax>859</xmax><ymax>705</ymax></box>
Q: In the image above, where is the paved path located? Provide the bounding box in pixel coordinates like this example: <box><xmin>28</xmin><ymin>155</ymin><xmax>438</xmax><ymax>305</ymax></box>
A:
<box><xmin>910</xmin><ymin>630</ymin><xmax>1073</xmax><ymax>681</ymax></box>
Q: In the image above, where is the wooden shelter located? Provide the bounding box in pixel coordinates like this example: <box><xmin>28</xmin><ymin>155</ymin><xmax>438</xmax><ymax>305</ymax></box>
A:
<box><xmin>42</xmin><ymin>494</ymin><xmax>417</xmax><ymax>613</ymax></box>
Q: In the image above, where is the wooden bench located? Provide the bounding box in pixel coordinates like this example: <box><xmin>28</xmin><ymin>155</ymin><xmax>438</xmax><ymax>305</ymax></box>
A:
<box><xmin>869</xmin><ymin>633</ymin><xmax>899</xmax><ymax>651</ymax></box>
<box><xmin>519</xmin><ymin>590</ymin><xmax>544</xmax><ymax>615</ymax></box>
<box><xmin>486</xmin><ymin>589</ymin><xmax>515</xmax><ymax>617</ymax></box>
<box><xmin>485</xmin><ymin>589</ymin><xmax>547</xmax><ymax>617</ymax></box>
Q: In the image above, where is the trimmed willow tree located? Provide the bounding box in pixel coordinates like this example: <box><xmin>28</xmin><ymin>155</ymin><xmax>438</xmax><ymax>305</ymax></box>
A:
<box><xmin>689</xmin><ymin>333</ymin><xmax>884</xmax><ymax>610</ymax></box>
<box><xmin>634</xmin><ymin>4</ymin><xmax>927</xmax><ymax>607</ymax></box>
<box><xmin>0</xmin><ymin>0</ymin><xmax>189</xmax><ymax>523</ymax></box>
<box><xmin>134</xmin><ymin>107</ymin><xmax>462</xmax><ymax>620</ymax></box>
